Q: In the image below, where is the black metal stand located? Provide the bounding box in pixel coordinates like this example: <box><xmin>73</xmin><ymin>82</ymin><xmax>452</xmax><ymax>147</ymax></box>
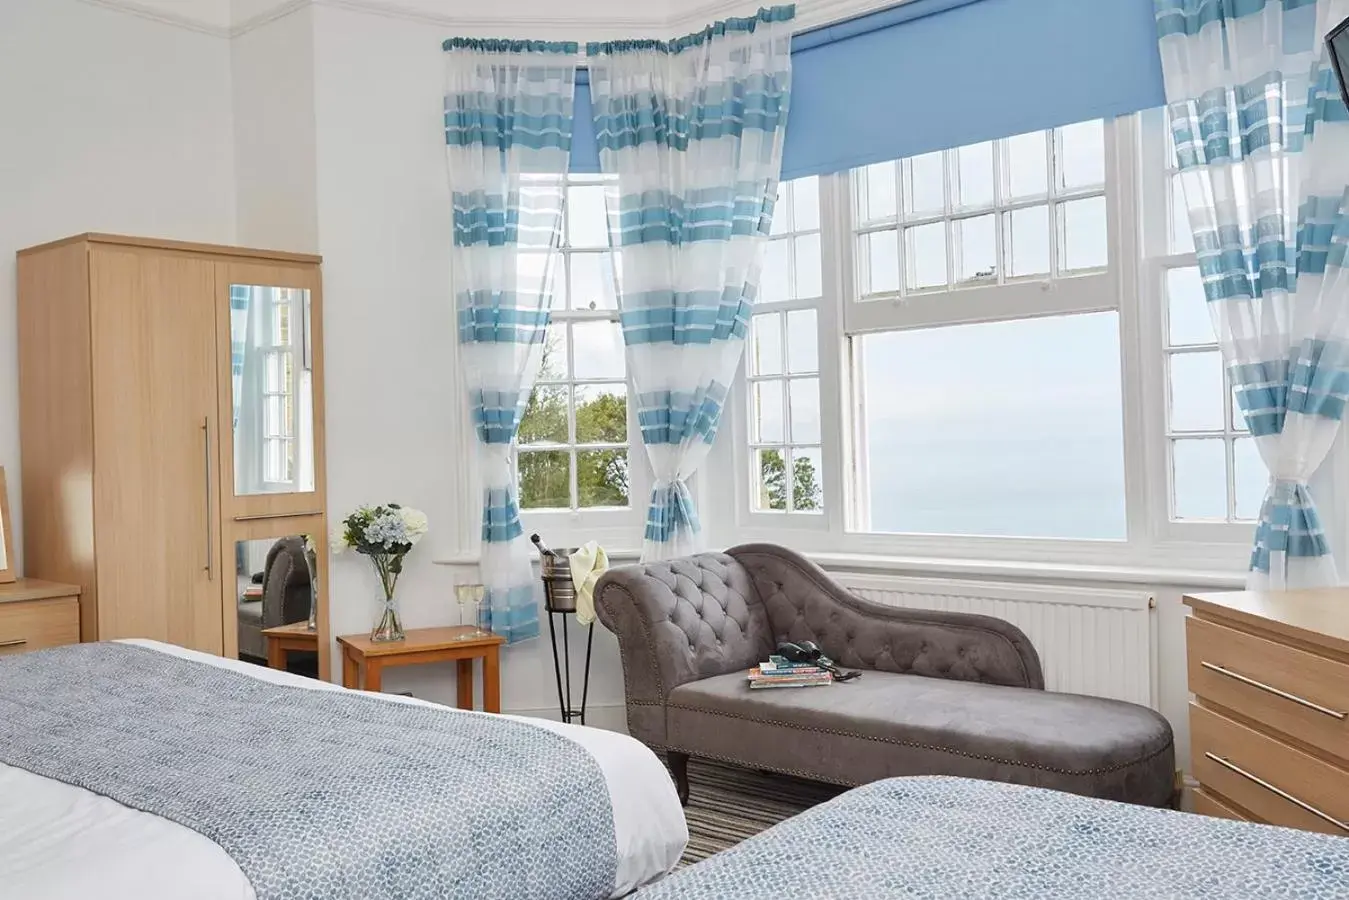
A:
<box><xmin>547</xmin><ymin>609</ymin><xmax>595</xmax><ymax>725</ymax></box>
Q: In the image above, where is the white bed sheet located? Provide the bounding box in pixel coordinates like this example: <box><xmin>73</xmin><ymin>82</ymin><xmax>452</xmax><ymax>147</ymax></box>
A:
<box><xmin>0</xmin><ymin>639</ymin><xmax>686</xmax><ymax>899</ymax></box>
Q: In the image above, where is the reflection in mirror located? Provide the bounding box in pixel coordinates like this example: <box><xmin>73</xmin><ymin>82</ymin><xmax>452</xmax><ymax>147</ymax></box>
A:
<box><xmin>235</xmin><ymin>535</ymin><xmax>318</xmax><ymax>678</ymax></box>
<box><xmin>230</xmin><ymin>285</ymin><xmax>316</xmax><ymax>496</ymax></box>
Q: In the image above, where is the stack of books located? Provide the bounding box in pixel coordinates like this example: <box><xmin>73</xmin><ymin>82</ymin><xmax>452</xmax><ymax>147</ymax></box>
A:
<box><xmin>747</xmin><ymin>655</ymin><xmax>833</xmax><ymax>689</ymax></box>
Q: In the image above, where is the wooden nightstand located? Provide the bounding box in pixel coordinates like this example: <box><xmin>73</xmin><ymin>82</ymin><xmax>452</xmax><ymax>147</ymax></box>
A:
<box><xmin>0</xmin><ymin>579</ymin><xmax>81</xmax><ymax>656</ymax></box>
<box><xmin>261</xmin><ymin>621</ymin><xmax>318</xmax><ymax>671</ymax></box>
<box><xmin>337</xmin><ymin>626</ymin><xmax>506</xmax><ymax>712</ymax></box>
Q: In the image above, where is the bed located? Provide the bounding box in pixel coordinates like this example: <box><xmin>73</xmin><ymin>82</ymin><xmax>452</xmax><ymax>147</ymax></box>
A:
<box><xmin>634</xmin><ymin>776</ymin><xmax>1349</xmax><ymax>899</ymax></box>
<box><xmin>0</xmin><ymin>639</ymin><xmax>686</xmax><ymax>900</ymax></box>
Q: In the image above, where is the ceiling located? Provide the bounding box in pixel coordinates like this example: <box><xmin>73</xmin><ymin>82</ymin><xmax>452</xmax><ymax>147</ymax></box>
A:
<box><xmin>83</xmin><ymin>0</ymin><xmax>895</xmax><ymax>39</ymax></box>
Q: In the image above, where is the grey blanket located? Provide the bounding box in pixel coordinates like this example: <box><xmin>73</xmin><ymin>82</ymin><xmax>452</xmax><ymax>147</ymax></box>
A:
<box><xmin>0</xmin><ymin>642</ymin><xmax>618</xmax><ymax>900</ymax></box>
<box><xmin>637</xmin><ymin>776</ymin><xmax>1349</xmax><ymax>899</ymax></box>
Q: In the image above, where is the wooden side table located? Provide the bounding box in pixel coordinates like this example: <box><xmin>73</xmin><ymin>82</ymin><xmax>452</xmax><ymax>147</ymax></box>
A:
<box><xmin>0</xmin><ymin>579</ymin><xmax>81</xmax><ymax>657</ymax></box>
<box><xmin>261</xmin><ymin>621</ymin><xmax>318</xmax><ymax>671</ymax></box>
<box><xmin>337</xmin><ymin>626</ymin><xmax>506</xmax><ymax>712</ymax></box>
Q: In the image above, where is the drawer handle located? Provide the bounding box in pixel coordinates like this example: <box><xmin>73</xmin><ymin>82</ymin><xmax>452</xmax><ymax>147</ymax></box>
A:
<box><xmin>0</xmin><ymin>638</ymin><xmax>27</xmax><ymax>648</ymax></box>
<box><xmin>1204</xmin><ymin>752</ymin><xmax>1348</xmax><ymax>833</ymax></box>
<box><xmin>1201</xmin><ymin>661</ymin><xmax>1347</xmax><ymax>720</ymax></box>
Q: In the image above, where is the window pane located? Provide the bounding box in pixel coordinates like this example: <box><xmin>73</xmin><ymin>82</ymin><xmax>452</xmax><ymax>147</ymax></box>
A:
<box><xmin>859</xmin><ymin>312</ymin><xmax>1125</xmax><ymax>538</ymax></box>
<box><xmin>1169</xmin><ymin>351</ymin><xmax>1224</xmax><ymax>431</ymax></box>
<box><xmin>789</xmin><ymin>378</ymin><xmax>821</xmax><ymax>443</ymax></box>
<box><xmin>955</xmin><ymin>141</ymin><xmax>995</xmax><ymax>208</ymax></box>
<box><xmin>749</xmin><ymin>313</ymin><xmax>783</xmax><ymax>376</ymax></box>
<box><xmin>904</xmin><ymin>152</ymin><xmax>945</xmax><ymax>216</ymax></box>
<box><xmin>791</xmin><ymin>447</ymin><xmax>824</xmax><ymax>512</ymax></box>
<box><xmin>516</xmin><ymin>252</ymin><xmax>552</xmax><ymax>298</ymax></box>
<box><xmin>519</xmin><ymin>450</ymin><xmax>571</xmax><ymax>509</ymax></box>
<box><xmin>794</xmin><ymin>233</ymin><xmax>822</xmax><ymax>298</ymax></box>
<box><xmin>538</xmin><ymin>324</ymin><xmax>568</xmax><ymax>381</ymax></box>
<box><xmin>1233</xmin><ymin>437</ymin><xmax>1266</xmax><ymax>520</ymax></box>
<box><xmin>566</xmin><ymin>184</ymin><xmax>609</xmax><ymax>248</ymax></box>
<box><xmin>905</xmin><ymin>222</ymin><xmax>948</xmax><ymax>290</ymax></box>
<box><xmin>792</xmin><ymin>176</ymin><xmax>820</xmax><ymax>231</ymax></box>
<box><xmin>751</xmin><ymin>381</ymin><xmax>785</xmax><ymax>443</ymax></box>
<box><xmin>575</xmin><ymin>383</ymin><xmax>627</xmax><ymax>444</ymax></box>
<box><xmin>265</xmin><ymin>354</ymin><xmax>283</xmax><ymax>392</ymax></box>
<box><xmin>864</xmin><ymin>230</ymin><xmax>900</xmax><ymax>294</ymax></box>
<box><xmin>754</xmin><ymin>448</ymin><xmax>789</xmax><ymax>512</ymax></box>
<box><xmin>519</xmin><ymin>386</ymin><xmax>569</xmax><ymax>444</ymax></box>
<box><xmin>1172</xmin><ymin>438</ymin><xmax>1227</xmax><ymax>519</ymax></box>
<box><xmin>1166</xmin><ymin>267</ymin><xmax>1214</xmax><ymax>346</ymax></box>
<box><xmin>1056</xmin><ymin>120</ymin><xmax>1105</xmax><ymax>190</ymax></box>
<box><xmin>569</xmin><ymin>252</ymin><xmax>617</xmax><ymax>311</ymax></box>
<box><xmin>577</xmin><ymin>450</ymin><xmax>629</xmax><ymax>507</ymax></box>
<box><xmin>1057</xmin><ymin>196</ymin><xmax>1108</xmax><ymax>271</ymax></box>
<box><xmin>858</xmin><ymin>161</ymin><xmax>897</xmax><ymax>223</ymax></box>
<box><xmin>1004</xmin><ymin>205</ymin><xmax>1051</xmax><ymax>277</ymax></box>
<box><xmin>1005</xmin><ymin>130</ymin><xmax>1048</xmax><ymax>199</ymax></box>
<box><xmin>786</xmin><ymin>309</ymin><xmax>818</xmax><ymax>374</ymax></box>
<box><xmin>770</xmin><ymin>182</ymin><xmax>789</xmax><ymax>236</ymax></box>
<box><xmin>1170</xmin><ymin>174</ymin><xmax>1196</xmax><ymax>254</ymax></box>
<box><xmin>955</xmin><ymin>214</ymin><xmax>997</xmax><ymax>283</ymax></box>
<box><xmin>571</xmin><ymin>321</ymin><xmax>625</xmax><ymax>380</ymax></box>
<box><xmin>762</xmin><ymin>239</ymin><xmax>790</xmax><ymax>302</ymax></box>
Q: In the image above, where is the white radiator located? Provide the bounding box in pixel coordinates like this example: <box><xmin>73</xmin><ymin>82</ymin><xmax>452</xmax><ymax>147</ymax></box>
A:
<box><xmin>830</xmin><ymin>573</ymin><xmax>1157</xmax><ymax>709</ymax></box>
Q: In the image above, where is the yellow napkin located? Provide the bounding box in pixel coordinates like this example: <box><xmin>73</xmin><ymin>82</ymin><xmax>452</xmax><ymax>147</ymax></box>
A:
<box><xmin>568</xmin><ymin>541</ymin><xmax>609</xmax><ymax>626</ymax></box>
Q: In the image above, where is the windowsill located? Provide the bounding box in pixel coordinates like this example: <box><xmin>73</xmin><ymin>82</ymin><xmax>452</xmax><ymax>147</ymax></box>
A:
<box><xmin>808</xmin><ymin>551</ymin><xmax>1246</xmax><ymax>589</ymax></box>
<box><xmin>435</xmin><ymin>547</ymin><xmax>1244</xmax><ymax>589</ymax></box>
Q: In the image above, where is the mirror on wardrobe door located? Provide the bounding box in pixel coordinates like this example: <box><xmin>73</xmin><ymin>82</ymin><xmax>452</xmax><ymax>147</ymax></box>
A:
<box><xmin>234</xmin><ymin>535</ymin><xmax>319</xmax><ymax>679</ymax></box>
<box><xmin>229</xmin><ymin>285</ymin><xmax>316</xmax><ymax>497</ymax></box>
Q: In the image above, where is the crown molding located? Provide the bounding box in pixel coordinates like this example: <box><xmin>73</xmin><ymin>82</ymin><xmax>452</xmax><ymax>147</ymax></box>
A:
<box><xmin>77</xmin><ymin>0</ymin><xmax>912</xmax><ymax>41</ymax></box>
<box><xmin>74</xmin><ymin>0</ymin><xmax>233</xmax><ymax>36</ymax></box>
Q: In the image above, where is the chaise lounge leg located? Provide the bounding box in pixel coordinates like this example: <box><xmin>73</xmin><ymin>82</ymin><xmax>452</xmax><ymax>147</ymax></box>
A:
<box><xmin>668</xmin><ymin>751</ymin><xmax>690</xmax><ymax>806</ymax></box>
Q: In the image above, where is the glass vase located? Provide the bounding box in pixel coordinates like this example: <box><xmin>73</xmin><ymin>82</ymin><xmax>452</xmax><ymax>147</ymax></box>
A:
<box><xmin>371</xmin><ymin>595</ymin><xmax>405</xmax><ymax>642</ymax></box>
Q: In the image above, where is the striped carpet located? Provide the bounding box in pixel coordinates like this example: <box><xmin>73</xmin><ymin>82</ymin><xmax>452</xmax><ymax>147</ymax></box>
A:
<box><xmin>677</xmin><ymin>758</ymin><xmax>847</xmax><ymax>866</ymax></box>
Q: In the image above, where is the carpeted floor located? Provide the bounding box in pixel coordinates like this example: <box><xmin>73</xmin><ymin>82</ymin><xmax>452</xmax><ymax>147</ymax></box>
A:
<box><xmin>677</xmin><ymin>758</ymin><xmax>847</xmax><ymax>866</ymax></box>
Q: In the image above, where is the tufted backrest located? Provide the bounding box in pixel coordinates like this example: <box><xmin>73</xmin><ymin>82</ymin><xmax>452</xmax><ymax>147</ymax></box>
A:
<box><xmin>594</xmin><ymin>553</ymin><xmax>774</xmax><ymax>744</ymax></box>
<box><xmin>729</xmin><ymin>544</ymin><xmax>1043</xmax><ymax>689</ymax></box>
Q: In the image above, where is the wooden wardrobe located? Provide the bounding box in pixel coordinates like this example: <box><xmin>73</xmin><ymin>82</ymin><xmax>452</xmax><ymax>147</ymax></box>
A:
<box><xmin>17</xmin><ymin>234</ymin><xmax>331</xmax><ymax>679</ymax></box>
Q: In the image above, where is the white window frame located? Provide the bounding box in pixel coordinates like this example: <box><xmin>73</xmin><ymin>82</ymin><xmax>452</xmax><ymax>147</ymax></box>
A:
<box><xmin>1135</xmin><ymin>108</ymin><xmax>1269</xmax><ymax>551</ymax></box>
<box><xmin>726</xmin><ymin>115</ymin><xmax>1254</xmax><ymax>571</ymax></box>
<box><xmin>262</xmin><ymin>287</ymin><xmax>301</xmax><ymax>490</ymax></box>
<box><xmin>516</xmin><ymin>174</ymin><xmax>650</xmax><ymax>548</ymax></box>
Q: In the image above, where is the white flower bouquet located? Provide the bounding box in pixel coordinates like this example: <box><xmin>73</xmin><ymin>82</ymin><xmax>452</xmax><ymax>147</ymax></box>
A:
<box><xmin>333</xmin><ymin>504</ymin><xmax>428</xmax><ymax>641</ymax></box>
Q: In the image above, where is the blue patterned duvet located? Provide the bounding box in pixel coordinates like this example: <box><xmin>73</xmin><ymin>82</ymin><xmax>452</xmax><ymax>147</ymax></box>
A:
<box><xmin>638</xmin><ymin>777</ymin><xmax>1349</xmax><ymax>899</ymax></box>
<box><xmin>0</xmin><ymin>642</ymin><xmax>617</xmax><ymax>900</ymax></box>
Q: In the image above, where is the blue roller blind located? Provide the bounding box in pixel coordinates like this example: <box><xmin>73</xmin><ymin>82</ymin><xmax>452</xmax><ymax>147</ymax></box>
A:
<box><xmin>569</xmin><ymin>0</ymin><xmax>1164</xmax><ymax>179</ymax></box>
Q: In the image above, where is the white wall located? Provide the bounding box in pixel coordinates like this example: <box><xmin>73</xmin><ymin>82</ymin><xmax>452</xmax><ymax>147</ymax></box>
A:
<box><xmin>232</xmin><ymin>4</ymin><xmax>319</xmax><ymax>251</ymax></box>
<box><xmin>0</xmin><ymin>0</ymin><xmax>237</xmax><ymax>568</ymax></box>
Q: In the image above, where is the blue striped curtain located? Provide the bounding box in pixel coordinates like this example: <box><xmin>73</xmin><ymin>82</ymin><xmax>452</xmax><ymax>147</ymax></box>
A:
<box><xmin>445</xmin><ymin>38</ymin><xmax>576</xmax><ymax>641</ymax></box>
<box><xmin>588</xmin><ymin>6</ymin><xmax>795</xmax><ymax>560</ymax></box>
<box><xmin>1156</xmin><ymin>0</ymin><xmax>1349</xmax><ymax>587</ymax></box>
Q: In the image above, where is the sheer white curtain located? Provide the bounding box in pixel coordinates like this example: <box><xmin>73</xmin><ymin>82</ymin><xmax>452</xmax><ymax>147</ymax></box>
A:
<box><xmin>588</xmin><ymin>7</ymin><xmax>795</xmax><ymax>560</ymax></box>
<box><xmin>1156</xmin><ymin>0</ymin><xmax>1349</xmax><ymax>587</ymax></box>
<box><xmin>445</xmin><ymin>39</ymin><xmax>576</xmax><ymax>640</ymax></box>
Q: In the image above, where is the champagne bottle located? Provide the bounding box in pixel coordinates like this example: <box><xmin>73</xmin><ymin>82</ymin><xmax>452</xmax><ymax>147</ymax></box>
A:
<box><xmin>530</xmin><ymin>533</ymin><xmax>556</xmax><ymax>558</ymax></box>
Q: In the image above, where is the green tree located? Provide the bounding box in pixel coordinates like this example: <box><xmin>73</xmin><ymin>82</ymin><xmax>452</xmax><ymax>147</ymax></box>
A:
<box><xmin>518</xmin><ymin>333</ymin><xmax>630</xmax><ymax>509</ymax></box>
<box><xmin>759</xmin><ymin>449</ymin><xmax>821</xmax><ymax>511</ymax></box>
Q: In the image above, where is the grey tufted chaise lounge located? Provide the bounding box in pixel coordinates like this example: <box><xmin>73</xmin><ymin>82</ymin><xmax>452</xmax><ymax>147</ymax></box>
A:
<box><xmin>594</xmin><ymin>544</ymin><xmax>1175</xmax><ymax>808</ymax></box>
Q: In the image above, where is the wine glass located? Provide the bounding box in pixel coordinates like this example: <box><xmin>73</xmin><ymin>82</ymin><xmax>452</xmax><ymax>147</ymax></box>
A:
<box><xmin>455</xmin><ymin>583</ymin><xmax>487</xmax><ymax>638</ymax></box>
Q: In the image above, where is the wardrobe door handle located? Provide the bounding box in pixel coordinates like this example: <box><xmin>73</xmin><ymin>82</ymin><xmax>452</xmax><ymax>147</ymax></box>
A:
<box><xmin>1201</xmin><ymin>661</ymin><xmax>1347</xmax><ymax>719</ymax></box>
<box><xmin>1204</xmin><ymin>752</ymin><xmax>1348</xmax><ymax>833</ymax></box>
<box><xmin>202</xmin><ymin>417</ymin><xmax>214</xmax><ymax>580</ymax></box>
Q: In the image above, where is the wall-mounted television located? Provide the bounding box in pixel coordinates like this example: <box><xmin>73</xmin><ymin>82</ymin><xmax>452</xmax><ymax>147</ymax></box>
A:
<box><xmin>1331</xmin><ymin>15</ymin><xmax>1349</xmax><ymax>110</ymax></box>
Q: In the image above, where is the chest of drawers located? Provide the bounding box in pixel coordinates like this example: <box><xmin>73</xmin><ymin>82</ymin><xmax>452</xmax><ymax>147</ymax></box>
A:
<box><xmin>1184</xmin><ymin>590</ymin><xmax>1349</xmax><ymax>836</ymax></box>
<box><xmin>0</xmin><ymin>579</ymin><xmax>81</xmax><ymax>657</ymax></box>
